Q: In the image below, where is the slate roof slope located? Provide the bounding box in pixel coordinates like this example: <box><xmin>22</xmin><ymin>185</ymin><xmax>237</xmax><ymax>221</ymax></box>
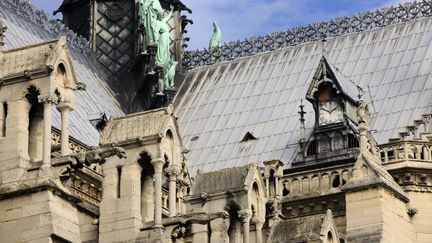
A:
<box><xmin>175</xmin><ymin>13</ymin><xmax>432</xmax><ymax>175</ymax></box>
<box><xmin>0</xmin><ymin>0</ymin><xmax>124</xmax><ymax>147</ymax></box>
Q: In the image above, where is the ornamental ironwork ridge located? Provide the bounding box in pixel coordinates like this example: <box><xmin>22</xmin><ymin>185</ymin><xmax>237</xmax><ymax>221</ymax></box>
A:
<box><xmin>1</xmin><ymin>0</ymin><xmax>92</xmax><ymax>55</ymax></box>
<box><xmin>183</xmin><ymin>0</ymin><xmax>432</xmax><ymax>68</ymax></box>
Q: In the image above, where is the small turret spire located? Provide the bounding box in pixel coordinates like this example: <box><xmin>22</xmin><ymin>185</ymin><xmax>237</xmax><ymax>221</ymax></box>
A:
<box><xmin>298</xmin><ymin>99</ymin><xmax>306</xmax><ymax>143</ymax></box>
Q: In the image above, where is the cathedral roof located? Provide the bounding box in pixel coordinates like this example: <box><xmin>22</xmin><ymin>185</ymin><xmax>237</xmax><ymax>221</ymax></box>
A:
<box><xmin>175</xmin><ymin>1</ymin><xmax>432</xmax><ymax>174</ymax></box>
<box><xmin>0</xmin><ymin>0</ymin><xmax>124</xmax><ymax>147</ymax></box>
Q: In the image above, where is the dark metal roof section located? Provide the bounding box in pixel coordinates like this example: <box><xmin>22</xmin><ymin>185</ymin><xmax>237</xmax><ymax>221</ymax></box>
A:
<box><xmin>183</xmin><ymin>0</ymin><xmax>432</xmax><ymax>68</ymax></box>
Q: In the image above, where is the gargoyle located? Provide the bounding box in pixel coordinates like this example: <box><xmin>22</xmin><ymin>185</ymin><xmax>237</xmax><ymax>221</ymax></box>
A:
<box><xmin>72</xmin><ymin>146</ymin><xmax>127</xmax><ymax>168</ymax></box>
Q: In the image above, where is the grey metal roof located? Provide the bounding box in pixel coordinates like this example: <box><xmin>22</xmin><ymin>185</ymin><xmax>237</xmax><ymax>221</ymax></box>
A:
<box><xmin>175</xmin><ymin>15</ymin><xmax>432</xmax><ymax>175</ymax></box>
<box><xmin>0</xmin><ymin>0</ymin><xmax>124</xmax><ymax>146</ymax></box>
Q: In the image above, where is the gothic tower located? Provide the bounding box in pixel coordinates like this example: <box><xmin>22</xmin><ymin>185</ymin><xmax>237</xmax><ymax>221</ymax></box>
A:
<box><xmin>56</xmin><ymin>0</ymin><xmax>192</xmax><ymax>113</ymax></box>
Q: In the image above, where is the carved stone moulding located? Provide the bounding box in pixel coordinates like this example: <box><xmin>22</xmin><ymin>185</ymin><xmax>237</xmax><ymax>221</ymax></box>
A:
<box><xmin>280</xmin><ymin>194</ymin><xmax>346</xmax><ymax>219</ymax></box>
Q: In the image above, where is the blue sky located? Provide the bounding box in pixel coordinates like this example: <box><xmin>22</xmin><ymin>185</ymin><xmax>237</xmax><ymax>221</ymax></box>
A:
<box><xmin>33</xmin><ymin>0</ymin><xmax>411</xmax><ymax>50</ymax></box>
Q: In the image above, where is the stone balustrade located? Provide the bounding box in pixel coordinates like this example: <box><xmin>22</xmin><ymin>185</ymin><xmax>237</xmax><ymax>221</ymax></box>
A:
<box><xmin>379</xmin><ymin>140</ymin><xmax>432</xmax><ymax>163</ymax></box>
<box><xmin>280</xmin><ymin>168</ymin><xmax>352</xmax><ymax>198</ymax></box>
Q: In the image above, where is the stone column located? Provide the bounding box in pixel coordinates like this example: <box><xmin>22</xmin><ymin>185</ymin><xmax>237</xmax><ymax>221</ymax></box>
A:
<box><xmin>275</xmin><ymin>176</ymin><xmax>280</xmax><ymax>196</ymax></box>
<box><xmin>152</xmin><ymin>158</ymin><xmax>165</xmax><ymax>228</ymax></box>
<box><xmin>229</xmin><ymin>221</ymin><xmax>242</xmax><ymax>243</ymax></box>
<box><xmin>210</xmin><ymin>217</ymin><xmax>230</xmax><ymax>243</ymax></box>
<box><xmin>238</xmin><ymin>210</ymin><xmax>252</xmax><ymax>243</ymax></box>
<box><xmin>0</xmin><ymin>102</ymin><xmax>5</xmax><ymax>137</ymax></box>
<box><xmin>192</xmin><ymin>224</ymin><xmax>208</xmax><ymax>243</ymax></box>
<box><xmin>252</xmin><ymin>218</ymin><xmax>264</xmax><ymax>243</ymax></box>
<box><xmin>57</xmin><ymin>102</ymin><xmax>73</xmax><ymax>156</ymax></box>
<box><xmin>177</xmin><ymin>186</ymin><xmax>183</xmax><ymax>214</ymax></box>
<box><xmin>38</xmin><ymin>95</ymin><xmax>57</xmax><ymax>169</ymax></box>
<box><xmin>165</xmin><ymin>166</ymin><xmax>179</xmax><ymax>217</ymax></box>
<box><xmin>265</xmin><ymin>177</ymin><xmax>270</xmax><ymax>197</ymax></box>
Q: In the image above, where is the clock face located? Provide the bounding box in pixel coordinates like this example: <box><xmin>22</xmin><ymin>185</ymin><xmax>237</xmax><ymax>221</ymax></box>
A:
<box><xmin>319</xmin><ymin>101</ymin><xmax>343</xmax><ymax>125</ymax></box>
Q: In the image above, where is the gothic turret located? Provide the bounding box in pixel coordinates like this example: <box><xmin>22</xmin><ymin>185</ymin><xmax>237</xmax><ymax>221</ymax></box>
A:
<box><xmin>295</xmin><ymin>56</ymin><xmax>364</xmax><ymax>167</ymax></box>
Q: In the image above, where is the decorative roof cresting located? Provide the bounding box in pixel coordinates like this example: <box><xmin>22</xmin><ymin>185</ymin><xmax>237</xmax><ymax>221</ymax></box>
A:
<box><xmin>0</xmin><ymin>0</ymin><xmax>92</xmax><ymax>55</ymax></box>
<box><xmin>183</xmin><ymin>0</ymin><xmax>432</xmax><ymax>68</ymax></box>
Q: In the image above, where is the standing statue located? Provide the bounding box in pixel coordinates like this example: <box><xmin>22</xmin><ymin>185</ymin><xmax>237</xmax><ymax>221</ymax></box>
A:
<box><xmin>209</xmin><ymin>21</ymin><xmax>221</xmax><ymax>49</ymax></box>
<box><xmin>164</xmin><ymin>60</ymin><xmax>178</xmax><ymax>88</ymax></box>
<box><xmin>155</xmin><ymin>5</ymin><xmax>174</xmax><ymax>67</ymax></box>
<box><xmin>138</xmin><ymin>0</ymin><xmax>164</xmax><ymax>46</ymax></box>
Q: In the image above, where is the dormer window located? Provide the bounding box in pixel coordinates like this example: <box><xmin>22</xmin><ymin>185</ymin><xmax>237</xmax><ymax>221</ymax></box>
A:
<box><xmin>241</xmin><ymin>132</ymin><xmax>257</xmax><ymax>142</ymax></box>
<box><xmin>89</xmin><ymin>112</ymin><xmax>108</xmax><ymax>132</ymax></box>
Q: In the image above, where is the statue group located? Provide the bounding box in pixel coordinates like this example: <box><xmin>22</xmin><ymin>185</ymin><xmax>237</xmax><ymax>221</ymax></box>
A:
<box><xmin>138</xmin><ymin>0</ymin><xmax>177</xmax><ymax>90</ymax></box>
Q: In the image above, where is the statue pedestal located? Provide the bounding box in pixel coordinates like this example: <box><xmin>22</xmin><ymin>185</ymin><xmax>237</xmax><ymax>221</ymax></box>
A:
<box><xmin>147</xmin><ymin>44</ymin><xmax>158</xmax><ymax>74</ymax></box>
<box><xmin>164</xmin><ymin>87</ymin><xmax>176</xmax><ymax>105</ymax></box>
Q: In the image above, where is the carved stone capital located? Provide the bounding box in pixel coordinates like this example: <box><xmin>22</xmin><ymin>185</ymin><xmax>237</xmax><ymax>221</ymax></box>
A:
<box><xmin>38</xmin><ymin>94</ymin><xmax>58</xmax><ymax>104</ymax></box>
<box><xmin>57</xmin><ymin>101</ymin><xmax>74</xmax><ymax>112</ymax></box>
<box><xmin>164</xmin><ymin>165</ymin><xmax>180</xmax><ymax>179</ymax></box>
<box><xmin>238</xmin><ymin>209</ymin><xmax>252</xmax><ymax>222</ymax></box>
<box><xmin>151</xmin><ymin>158</ymin><xmax>165</xmax><ymax>173</ymax></box>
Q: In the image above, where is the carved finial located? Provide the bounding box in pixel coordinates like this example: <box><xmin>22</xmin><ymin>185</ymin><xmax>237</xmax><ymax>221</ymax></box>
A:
<box><xmin>321</xmin><ymin>34</ymin><xmax>327</xmax><ymax>56</ymax></box>
<box><xmin>0</xmin><ymin>21</ymin><xmax>7</xmax><ymax>51</ymax></box>
<box><xmin>299</xmin><ymin>100</ymin><xmax>306</xmax><ymax>143</ymax></box>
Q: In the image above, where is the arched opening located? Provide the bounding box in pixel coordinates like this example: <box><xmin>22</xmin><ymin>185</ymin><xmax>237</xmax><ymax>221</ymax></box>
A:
<box><xmin>139</xmin><ymin>152</ymin><xmax>154</xmax><ymax>222</ymax></box>
<box><xmin>162</xmin><ymin>154</ymin><xmax>170</xmax><ymax>216</ymax></box>
<box><xmin>348</xmin><ymin>133</ymin><xmax>359</xmax><ymax>148</ymax></box>
<box><xmin>25</xmin><ymin>86</ymin><xmax>43</xmax><ymax>162</ymax></box>
<box><xmin>268</xmin><ymin>169</ymin><xmax>276</xmax><ymax>197</ymax></box>
<box><xmin>307</xmin><ymin>140</ymin><xmax>317</xmax><ymax>156</ymax></box>
<box><xmin>333</xmin><ymin>132</ymin><xmax>344</xmax><ymax>150</ymax></box>
<box><xmin>282</xmin><ymin>183</ymin><xmax>290</xmax><ymax>196</ymax></box>
<box><xmin>320</xmin><ymin>134</ymin><xmax>331</xmax><ymax>152</ymax></box>
<box><xmin>0</xmin><ymin>102</ymin><xmax>7</xmax><ymax>137</ymax></box>
<box><xmin>56</xmin><ymin>63</ymin><xmax>69</xmax><ymax>87</ymax></box>
<box><xmin>251</xmin><ymin>182</ymin><xmax>260</xmax><ymax>216</ymax></box>
<box><xmin>226</xmin><ymin>201</ymin><xmax>241</xmax><ymax>243</ymax></box>
<box><xmin>166</xmin><ymin>129</ymin><xmax>174</xmax><ymax>141</ymax></box>
<box><xmin>326</xmin><ymin>231</ymin><xmax>335</xmax><ymax>243</ymax></box>
<box><xmin>332</xmin><ymin>174</ymin><xmax>340</xmax><ymax>188</ymax></box>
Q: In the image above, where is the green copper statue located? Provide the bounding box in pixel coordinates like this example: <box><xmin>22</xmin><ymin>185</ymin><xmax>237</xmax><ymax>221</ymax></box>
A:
<box><xmin>209</xmin><ymin>21</ymin><xmax>221</xmax><ymax>49</ymax></box>
<box><xmin>164</xmin><ymin>60</ymin><xmax>178</xmax><ymax>88</ymax></box>
<box><xmin>138</xmin><ymin>0</ymin><xmax>164</xmax><ymax>46</ymax></box>
<box><xmin>155</xmin><ymin>5</ymin><xmax>174</xmax><ymax>67</ymax></box>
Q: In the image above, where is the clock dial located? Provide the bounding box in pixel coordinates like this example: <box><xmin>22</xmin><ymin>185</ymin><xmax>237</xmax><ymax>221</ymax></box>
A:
<box><xmin>319</xmin><ymin>101</ymin><xmax>343</xmax><ymax>125</ymax></box>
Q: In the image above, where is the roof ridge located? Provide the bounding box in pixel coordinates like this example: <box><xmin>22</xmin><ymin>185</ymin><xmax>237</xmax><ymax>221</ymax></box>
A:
<box><xmin>184</xmin><ymin>0</ymin><xmax>432</xmax><ymax>68</ymax></box>
<box><xmin>0</xmin><ymin>0</ymin><xmax>92</xmax><ymax>55</ymax></box>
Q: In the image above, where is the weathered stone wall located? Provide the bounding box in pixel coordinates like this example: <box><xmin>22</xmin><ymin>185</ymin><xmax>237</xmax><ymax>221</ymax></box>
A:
<box><xmin>406</xmin><ymin>191</ymin><xmax>432</xmax><ymax>242</ymax></box>
<box><xmin>78</xmin><ymin>209</ymin><xmax>99</xmax><ymax>243</ymax></box>
<box><xmin>345</xmin><ymin>188</ymin><xmax>414</xmax><ymax>242</ymax></box>
<box><xmin>0</xmin><ymin>191</ymin><xmax>81</xmax><ymax>243</ymax></box>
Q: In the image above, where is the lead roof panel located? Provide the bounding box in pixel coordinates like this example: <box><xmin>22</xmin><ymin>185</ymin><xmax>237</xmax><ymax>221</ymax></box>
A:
<box><xmin>176</xmin><ymin>17</ymin><xmax>432</xmax><ymax>175</ymax></box>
